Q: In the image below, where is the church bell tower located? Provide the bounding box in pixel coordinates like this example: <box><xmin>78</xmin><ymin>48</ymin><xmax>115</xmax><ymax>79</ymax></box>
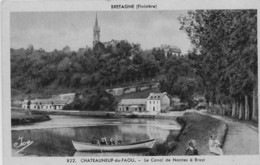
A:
<box><xmin>93</xmin><ymin>13</ymin><xmax>100</xmax><ymax>47</ymax></box>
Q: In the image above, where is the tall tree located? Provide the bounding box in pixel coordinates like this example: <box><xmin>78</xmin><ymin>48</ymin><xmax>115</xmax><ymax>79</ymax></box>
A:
<box><xmin>179</xmin><ymin>10</ymin><xmax>257</xmax><ymax>121</ymax></box>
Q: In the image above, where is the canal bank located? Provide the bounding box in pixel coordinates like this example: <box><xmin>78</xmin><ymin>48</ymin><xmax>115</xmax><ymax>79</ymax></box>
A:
<box><xmin>12</xmin><ymin>107</ymin><xmax>184</xmax><ymax>119</ymax></box>
<box><xmin>12</xmin><ymin>107</ymin><xmax>231</xmax><ymax>156</ymax></box>
<box><xmin>11</xmin><ymin>109</ymin><xmax>50</xmax><ymax>125</ymax></box>
<box><xmin>199</xmin><ymin>110</ymin><xmax>259</xmax><ymax>155</ymax></box>
<box><xmin>173</xmin><ymin>111</ymin><xmax>228</xmax><ymax>155</ymax></box>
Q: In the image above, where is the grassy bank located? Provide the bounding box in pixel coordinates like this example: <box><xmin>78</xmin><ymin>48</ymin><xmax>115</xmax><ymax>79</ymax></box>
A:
<box><xmin>11</xmin><ymin>109</ymin><xmax>51</xmax><ymax>126</ymax></box>
<box><xmin>174</xmin><ymin>112</ymin><xmax>228</xmax><ymax>155</ymax></box>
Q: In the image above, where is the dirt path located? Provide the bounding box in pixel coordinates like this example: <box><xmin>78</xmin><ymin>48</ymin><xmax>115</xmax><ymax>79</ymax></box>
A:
<box><xmin>200</xmin><ymin>111</ymin><xmax>259</xmax><ymax>155</ymax></box>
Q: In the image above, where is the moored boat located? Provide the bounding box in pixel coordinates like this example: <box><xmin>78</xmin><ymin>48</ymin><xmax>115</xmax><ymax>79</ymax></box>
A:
<box><xmin>72</xmin><ymin>139</ymin><xmax>156</xmax><ymax>152</ymax></box>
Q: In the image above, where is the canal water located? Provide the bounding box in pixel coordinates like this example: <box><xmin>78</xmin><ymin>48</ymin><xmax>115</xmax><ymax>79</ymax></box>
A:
<box><xmin>12</xmin><ymin>115</ymin><xmax>182</xmax><ymax>156</ymax></box>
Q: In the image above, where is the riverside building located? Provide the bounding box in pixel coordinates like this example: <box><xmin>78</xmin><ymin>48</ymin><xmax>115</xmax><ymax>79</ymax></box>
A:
<box><xmin>117</xmin><ymin>92</ymin><xmax>170</xmax><ymax>113</ymax></box>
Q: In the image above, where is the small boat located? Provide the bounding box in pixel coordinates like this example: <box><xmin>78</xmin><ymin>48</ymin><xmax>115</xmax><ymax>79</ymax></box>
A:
<box><xmin>72</xmin><ymin>139</ymin><xmax>156</xmax><ymax>152</ymax></box>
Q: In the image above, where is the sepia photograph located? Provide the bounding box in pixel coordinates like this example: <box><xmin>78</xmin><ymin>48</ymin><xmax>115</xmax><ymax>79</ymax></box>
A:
<box><xmin>9</xmin><ymin>9</ymin><xmax>258</xmax><ymax>158</ymax></box>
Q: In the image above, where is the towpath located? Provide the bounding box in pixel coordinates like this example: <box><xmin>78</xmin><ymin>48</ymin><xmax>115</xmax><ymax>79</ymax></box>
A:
<box><xmin>199</xmin><ymin>110</ymin><xmax>259</xmax><ymax>155</ymax></box>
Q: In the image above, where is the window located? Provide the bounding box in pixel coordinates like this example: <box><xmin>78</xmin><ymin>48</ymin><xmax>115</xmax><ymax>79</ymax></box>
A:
<box><xmin>153</xmin><ymin>107</ymin><xmax>155</xmax><ymax>111</ymax></box>
<box><xmin>126</xmin><ymin>107</ymin><xmax>129</xmax><ymax>111</ymax></box>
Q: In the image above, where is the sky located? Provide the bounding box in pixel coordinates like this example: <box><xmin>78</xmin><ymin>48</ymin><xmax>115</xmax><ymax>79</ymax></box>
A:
<box><xmin>11</xmin><ymin>11</ymin><xmax>192</xmax><ymax>54</ymax></box>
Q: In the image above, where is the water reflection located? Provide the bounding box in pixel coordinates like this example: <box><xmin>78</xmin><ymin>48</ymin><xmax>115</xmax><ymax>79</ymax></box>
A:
<box><xmin>12</xmin><ymin>116</ymin><xmax>181</xmax><ymax>156</ymax></box>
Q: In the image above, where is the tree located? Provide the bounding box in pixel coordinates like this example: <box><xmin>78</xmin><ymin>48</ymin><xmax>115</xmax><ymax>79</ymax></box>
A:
<box><xmin>11</xmin><ymin>39</ymin><xmax>162</xmax><ymax>107</ymax></box>
<box><xmin>62</xmin><ymin>45</ymin><xmax>71</xmax><ymax>53</ymax></box>
<box><xmin>179</xmin><ymin>10</ymin><xmax>257</xmax><ymax>121</ymax></box>
<box><xmin>63</xmin><ymin>88</ymin><xmax>117</xmax><ymax>111</ymax></box>
<box><xmin>160</xmin><ymin>56</ymin><xmax>196</xmax><ymax>102</ymax></box>
<box><xmin>25</xmin><ymin>44</ymin><xmax>34</xmax><ymax>55</ymax></box>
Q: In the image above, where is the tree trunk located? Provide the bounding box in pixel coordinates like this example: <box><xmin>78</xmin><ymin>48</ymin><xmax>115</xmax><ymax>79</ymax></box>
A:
<box><xmin>213</xmin><ymin>104</ymin><xmax>216</xmax><ymax>114</ymax></box>
<box><xmin>215</xmin><ymin>103</ymin><xmax>218</xmax><ymax>115</ymax></box>
<box><xmin>209</xmin><ymin>102</ymin><xmax>212</xmax><ymax>113</ymax></box>
<box><xmin>245</xmin><ymin>95</ymin><xmax>250</xmax><ymax>120</ymax></box>
<box><xmin>227</xmin><ymin>103</ymin><xmax>232</xmax><ymax>116</ymax></box>
<box><xmin>252</xmin><ymin>87</ymin><xmax>258</xmax><ymax>122</ymax></box>
<box><xmin>236</xmin><ymin>101</ymin><xmax>239</xmax><ymax>119</ymax></box>
<box><xmin>227</xmin><ymin>104</ymin><xmax>230</xmax><ymax>116</ymax></box>
<box><xmin>206</xmin><ymin>102</ymin><xmax>210</xmax><ymax>112</ymax></box>
<box><xmin>231</xmin><ymin>100</ymin><xmax>236</xmax><ymax>118</ymax></box>
<box><xmin>238</xmin><ymin>101</ymin><xmax>244</xmax><ymax>120</ymax></box>
<box><xmin>221</xmin><ymin>102</ymin><xmax>225</xmax><ymax>116</ymax></box>
<box><xmin>216</xmin><ymin>102</ymin><xmax>221</xmax><ymax>115</ymax></box>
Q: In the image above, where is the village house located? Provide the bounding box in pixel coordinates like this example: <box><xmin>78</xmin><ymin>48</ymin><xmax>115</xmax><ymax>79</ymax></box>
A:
<box><xmin>117</xmin><ymin>92</ymin><xmax>171</xmax><ymax>113</ymax></box>
<box><xmin>22</xmin><ymin>93</ymin><xmax>78</xmax><ymax>110</ymax></box>
<box><xmin>117</xmin><ymin>99</ymin><xmax>146</xmax><ymax>112</ymax></box>
<box><xmin>146</xmin><ymin>92</ymin><xmax>170</xmax><ymax>112</ymax></box>
<box><xmin>155</xmin><ymin>44</ymin><xmax>182</xmax><ymax>58</ymax></box>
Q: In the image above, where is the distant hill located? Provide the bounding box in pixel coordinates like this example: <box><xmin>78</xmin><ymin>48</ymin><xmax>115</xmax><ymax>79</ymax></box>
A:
<box><xmin>11</xmin><ymin>41</ymin><xmax>161</xmax><ymax>101</ymax></box>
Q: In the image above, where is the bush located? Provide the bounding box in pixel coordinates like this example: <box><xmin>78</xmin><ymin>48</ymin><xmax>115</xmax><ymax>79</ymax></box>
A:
<box><xmin>63</xmin><ymin>88</ymin><xmax>117</xmax><ymax>111</ymax></box>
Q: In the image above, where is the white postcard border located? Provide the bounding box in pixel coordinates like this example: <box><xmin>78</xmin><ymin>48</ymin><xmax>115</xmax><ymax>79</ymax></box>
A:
<box><xmin>1</xmin><ymin>0</ymin><xmax>260</xmax><ymax>165</ymax></box>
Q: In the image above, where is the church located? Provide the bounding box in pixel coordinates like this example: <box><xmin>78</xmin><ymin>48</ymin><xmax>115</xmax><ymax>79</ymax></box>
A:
<box><xmin>93</xmin><ymin>13</ymin><xmax>100</xmax><ymax>47</ymax></box>
<box><xmin>92</xmin><ymin>13</ymin><xmax>120</xmax><ymax>48</ymax></box>
<box><xmin>92</xmin><ymin>13</ymin><xmax>182</xmax><ymax>57</ymax></box>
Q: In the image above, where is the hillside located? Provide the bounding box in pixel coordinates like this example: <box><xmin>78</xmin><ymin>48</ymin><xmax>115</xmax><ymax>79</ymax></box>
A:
<box><xmin>11</xmin><ymin>40</ymin><xmax>162</xmax><ymax>101</ymax></box>
<box><xmin>115</xmin><ymin>87</ymin><xmax>160</xmax><ymax>101</ymax></box>
<box><xmin>11</xmin><ymin>39</ymin><xmax>198</xmax><ymax>112</ymax></box>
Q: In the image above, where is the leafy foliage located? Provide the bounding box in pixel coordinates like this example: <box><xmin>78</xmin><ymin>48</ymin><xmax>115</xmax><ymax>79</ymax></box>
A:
<box><xmin>63</xmin><ymin>88</ymin><xmax>117</xmax><ymax>111</ymax></box>
<box><xmin>159</xmin><ymin>56</ymin><xmax>197</xmax><ymax>102</ymax></box>
<box><xmin>179</xmin><ymin>10</ymin><xmax>257</xmax><ymax>120</ymax></box>
<box><xmin>11</xmin><ymin>40</ymin><xmax>160</xmax><ymax>92</ymax></box>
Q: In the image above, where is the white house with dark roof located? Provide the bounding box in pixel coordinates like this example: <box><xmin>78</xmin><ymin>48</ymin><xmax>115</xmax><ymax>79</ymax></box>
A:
<box><xmin>22</xmin><ymin>93</ymin><xmax>77</xmax><ymax>110</ymax></box>
<box><xmin>117</xmin><ymin>92</ymin><xmax>170</xmax><ymax>113</ymax></box>
<box><xmin>117</xmin><ymin>99</ymin><xmax>146</xmax><ymax>112</ymax></box>
<box><xmin>155</xmin><ymin>44</ymin><xmax>182</xmax><ymax>58</ymax></box>
<box><xmin>146</xmin><ymin>92</ymin><xmax>170</xmax><ymax>112</ymax></box>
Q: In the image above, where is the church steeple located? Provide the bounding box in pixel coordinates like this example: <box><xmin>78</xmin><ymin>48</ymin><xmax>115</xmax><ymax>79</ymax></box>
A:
<box><xmin>93</xmin><ymin>12</ymin><xmax>100</xmax><ymax>47</ymax></box>
<box><xmin>95</xmin><ymin>12</ymin><xmax>98</xmax><ymax>27</ymax></box>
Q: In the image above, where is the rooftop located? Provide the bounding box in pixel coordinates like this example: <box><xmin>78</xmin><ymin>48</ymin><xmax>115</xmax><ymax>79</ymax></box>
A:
<box><xmin>147</xmin><ymin>92</ymin><xmax>168</xmax><ymax>100</ymax></box>
<box><xmin>24</xmin><ymin>98</ymin><xmax>71</xmax><ymax>105</ymax></box>
<box><xmin>156</xmin><ymin>44</ymin><xmax>182</xmax><ymax>53</ymax></box>
<box><xmin>119</xmin><ymin>99</ymin><xmax>146</xmax><ymax>105</ymax></box>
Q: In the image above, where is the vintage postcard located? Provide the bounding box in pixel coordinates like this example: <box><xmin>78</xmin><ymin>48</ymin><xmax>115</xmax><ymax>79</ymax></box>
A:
<box><xmin>1</xmin><ymin>0</ymin><xmax>260</xmax><ymax>165</ymax></box>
